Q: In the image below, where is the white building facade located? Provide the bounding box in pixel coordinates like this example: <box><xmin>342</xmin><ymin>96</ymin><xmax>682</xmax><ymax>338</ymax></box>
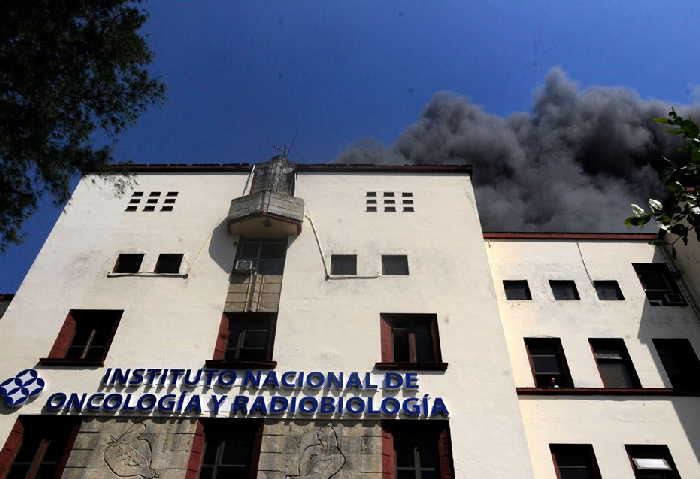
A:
<box><xmin>0</xmin><ymin>158</ymin><xmax>698</xmax><ymax>479</ymax></box>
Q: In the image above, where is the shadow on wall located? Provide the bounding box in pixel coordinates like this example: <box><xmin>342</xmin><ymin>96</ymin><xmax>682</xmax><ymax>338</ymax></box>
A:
<box><xmin>207</xmin><ymin>219</ymin><xmax>236</xmax><ymax>274</ymax></box>
<box><xmin>636</xmin><ymin>247</ymin><xmax>700</xmax><ymax>465</ymax></box>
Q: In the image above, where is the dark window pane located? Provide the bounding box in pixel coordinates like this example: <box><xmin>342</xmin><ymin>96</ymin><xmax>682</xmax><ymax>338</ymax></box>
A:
<box><xmin>550</xmin><ymin>281</ymin><xmax>580</xmax><ymax>300</ymax></box>
<box><xmin>385</xmin><ymin>207</ymin><xmax>396</xmax><ymax>212</ymax></box>
<box><xmin>551</xmin><ymin>445</ymin><xmax>599</xmax><ymax>479</ymax></box>
<box><xmin>155</xmin><ymin>254</ymin><xmax>183</xmax><ymax>273</ymax></box>
<box><xmin>393</xmin><ymin>330</ymin><xmax>410</xmax><ymax>362</ymax></box>
<box><xmin>366</xmin><ymin>206</ymin><xmax>377</xmax><ymax>212</ymax></box>
<box><xmin>594</xmin><ymin>281</ymin><xmax>625</xmax><ymax>300</ymax></box>
<box><xmin>366</xmin><ymin>192</ymin><xmax>376</xmax><ymax>197</ymax></box>
<box><xmin>532</xmin><ymin>355</ymin><xmax>561</xmax><ymax>374</ymax></box>
<box><xmin>504</xmin><ymin>280</ymin><xmax>532</xmax><ymax>300</ymax></box>
<box><xmin>238</xmin><ymin>243</ymin><xmax>259</xmax><ymax>260</ymax></box>
<box><xmin>331</xmin><ymin>255</ymin><xmax>357</xmax><ymax>275</ymax></box>
<box><xmin>260</xmin><ymin>243</ymin><xmax>285</xmax><ymax>259</ymax></box>
<box><xmin>114</xmin><ymin>254</ymin><xmax>144</xmax><ymax>273</ymax></box>
<box><xmin>654</xmin><ymin>339</ymin><xmax>700</xmax><ymax>392</ymax></box>
<box><xmin>257</xmin><ymin>258</ymin><xmax>284</xmax><ymax>275</ymax></box>
<box><xmin>526</xmin><ymin>339</ymin><xmax>572</xmax><ymax>388</ymax></box>
<box><xmin>415</xmin><ymin>330</ymin><xmax>435</xmax><ymax>362</ymax></box>
<box><xmin>242</xmin><ymin>330</ymin><xmax>268</xmax><ymax>349</ymax></box>
<box><xmin>591</xmin><ymin>339</ymin><xmax>640</xmax><ymax>388</ymax></box>
<box><xmin>382</xmin><ymin>255</ymin><xmax>409</xmax><ymax>275</ymax></box>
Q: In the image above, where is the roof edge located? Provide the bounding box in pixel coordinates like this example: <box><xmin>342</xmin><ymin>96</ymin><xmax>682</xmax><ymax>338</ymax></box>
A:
<box><xmin>96</xmin><ymin>163</ymin><xmax>472</xmax><ymax>174</ymax></box>
<box><xmin>482</xmin><ymin>232</ymin><xmax>659</xmax><ymax>241</ymax></box>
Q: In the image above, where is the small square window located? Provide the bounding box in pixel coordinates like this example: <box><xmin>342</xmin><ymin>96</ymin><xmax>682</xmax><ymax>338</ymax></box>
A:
<box><xmin>143</xmin><ymin>206</ymin><xmax>155</xmax><ymax>212</ymax></box>
<box><xmin>167</xmin><ymin>191</ymin><xmax>178</xmax><ymax>197</ymax></box>
<box><xmin>113</xmin><ymin>254</ymin><xmax>144</xmax><ymax>273</ymax></box>
<box><xmin>132</xmin><ymin>192</ymin><xmax>144</xmax><ymax>197</ymax></box>
<box><xmin>129</xmin><ymin>198</ymin><xmax>141</xmax><ymax>204</ymax></box>
<box><xmin>594</xmin><ymin>281</ymin><xmax>625</xmax><ymax>300</ymax></box>
<box><xmin>550</xmin><ymin>280</ymin><xmax>580</xmax><ymax>300</ymax></box>
<box><xmin>385</xmin><ymin>207</ymin><xmax>396</xmax><ymax>212</ymax></box>
<box><xmin>385</xmin><ymin>199</ymin><xmax>395</xmax><ymax>204</ymax></box>
<box><xmin>382</xmin><ymin>255</ymin><xmax>409</xmax><ymax>275</ymax></box>
<box><xmin>366</xmin><ymin>199</ymin><xmax>377</xmax><ymax>204</ymax></box>
<box><xmin>504</xmin><ymin>280</ymin><xmax>532</xmax><ymax>300</ymax></box>
<box><xmin>403</xmin><ymin>207</ymin><xmax>414</xmax><ymax>212</ymax></box>
<box><xmin>125</xmin><ymin>206</ymin><xmax>137</xmax><ymax>212</ymax></box>
<box><xmin>149</xmin><ymin>192</ymin><xmax>161</xmax><ymax>197</ymax></box>
<box><xmin>384</xmin><ymin>192</ymin><xmax>394</xmax><ymax>197</ymax></box>
<box><xmin>155</xmin><ymin>254</ymin><xmax>183</xmax><ymax>273</ymax></box>
<box><xmin>331</xmin><ymin>254</ymin><xmax>357</xmax><ymax>275</ymax></box>
<box><xmin>403</xmin><ymin>199</ymin><xmax>414</xmax><ymax>204</ymax></box>
<box><xmin>402</xmin><ymin>192</ymin><xmax>413</xmax><ymax>197</ymax></box>
<box><xmin>161</xmin><ymin>206</ymin><xmax>174</xmax><ymax>212</ymax></box>
<box><xmin>147</xmin><ymin>198</ymin><xmax>158</xmax><ymax>204</ymax></box>
<box><xmin>366</xmin><ymin>192</ymin><xmax>377</xmax><ymax>197</ymax></box>
<box><xmin>366</xmin><ymin>206</ymin><xmax>377</xmax><ymax>212</ymax></box>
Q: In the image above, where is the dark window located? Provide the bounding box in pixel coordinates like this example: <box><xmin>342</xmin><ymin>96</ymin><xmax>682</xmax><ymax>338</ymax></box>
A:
<box><xmin>385</xmin><ymin>207</ymin><xmax>396</xmax><ymax>212</ymax></box>
<box><xmin>590</xmin><ymin>339</ymin><xmax>641</xmax><ymax>388</ymax></box>
<box><xmin>149</xmin><ymin>191</ymin><xmax>161</xmax><ymax>197</ymax></box>
<box><xmin>384</xmin><ymin>421</ymin><xmax>453</xmax><ymax>479</ymax></box>
<box><xmin>155</xmin><ymin>254</ymin><xmax>183</xmax><ymax>273</ymax></box>
<box><xmin>161</xmin><ymin>206</ymin><xmax>174</xmax><ymax>212</ymax></box>
<box><xmin>132</xmin><ymin>191</ymin><xmax>144</xmax><ymax>197</ymax></box>
<box><xmin>504</xmin><ymin>280</ymin><xmax>532</xmax><ymax>300</ymax></box>
<box><xmin>382</xmin><ymin>255</ymin><xmax>409</xmax><ymax>275</ymax></box>
<box><xmin>384</xmin><ymin>192</ymin><xmax>394</xmax><ymax>197</ymax></box>
<box><xmin>167</xmin><ymin>191</ymin><xmax>178</xmax><ymax>197</ymax></box>
<box><xmin>367</xmin><ymin>199</ymin><xmax>377</xmax><ymax>204</ymax></box>
<box><xmin>164</xmin><ymin>198</ymin><xmax>177</xmax><ymax>204</ymax></box>
<box><xmin>234</xmin><ymin>240</ymin><xmax>287</xmax><ymax>275</ymax></box>
<box><xmin>4</xmin><ymin>416</ymin><xmax>80</xmax><ymax>479</ymax></box>
<box><xmin>550</xmin><ymin>444</ymin><xmax>601</xmax><ymax>479</ymax></box>
<box><xmin>626</xmin><ymin>445</ymin><xmax>680</xmax><ymax>479</ymax></box>
<box><xmin>550</xmin><ymin>280</ymin><xmax>580</xmax><ymax>300</ymax></box>
<box><xmin>331</xmin><ymin>255</ymin><xmax>357</xmax><ymax>275</ymax></box>
<box><xmin>199</xmin><ymin>419</ymin><xmax>261</xmax><ymax>479</ymax></box>
<box><xmin>41</xmin><ymin>310</ymin><xmax>122</xmax><ymax>364</ymax></box>
<box><xmin>129</xmin><ymin>198</ymin><xmax>141</xmax><ymax>204</ymax></box>
<box><xmin>381</xmin><ymin>314</ymin><xmax>442</xmax><ymax>366</ymax></box>
<box><xmin>143</xmin><ymin>205</ymin><xmax>155</xmax><ymax>212</ymax></box>
<box><xmin>594</xmin><ymin>280</ymin><xmax>625</xmax><ymax>300</ymax></box>
<box><xmin>222</xmin><ymin>314</ymin><xmax>276</xmax><ymax>362</ymax></box>
<box><xmin>367</xmin><ymin>192</ymin><xmax>376</xmax><ymax>197</ymax></box>
<box><xmin>147</xmin><ymin>198</ymin><xmax>158</xmax><ymax>204</ymax></box>
<box><xmin>525</xmin><ymin>338</ymin><xmax>573</xmax><ymax>388</ymax></box>
<box><xmin>385</xmin><ymin>199</ymin><xmax>395</xmax><ymax>204</ymax></box>
<box><xmin>402</xmin><ymin>192</ymin><xmax>413</xmax><ymax>197</ymax></box>
<box><xmin>653</xmin><ymin>339</ymin><xmax>700</xmax><ymax>392</ymax></box>
<box><xmin>366</xmin><ymin>206</ymin><xmax>377</xmax><ymax>212</ymax></box>
<box><xmin>403</xmin><ymin>207</ymin><xmax>414</xmax><ymax>212</ymax></box>
<box><xmin>113</xmin><ymin>254</ymin><xmax>143</xmax><ymax>274</ymax></box>
<box><xmin>403</xmin><ymin>199</ymin><xmax>414</xmax><ymax>204</ymax></box>
<box><xmin>125</xmin><ymin>206</ymin><xmax>137</xmax><ymax>212</ymax></box>
<box><xmin>633</xmin><ymin>264</ymin><xmax>686</xmax><ymax>306</ymax></box>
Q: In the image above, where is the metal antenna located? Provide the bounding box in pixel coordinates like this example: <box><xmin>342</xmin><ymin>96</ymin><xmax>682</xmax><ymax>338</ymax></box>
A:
<box><xmin>272</xmin><ymin>144</ymin><xmax>290</xmax><ymax>158</ymax></box>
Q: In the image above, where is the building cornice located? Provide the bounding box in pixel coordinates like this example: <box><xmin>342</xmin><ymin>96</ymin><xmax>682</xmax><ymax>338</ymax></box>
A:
<box><xmin>97</xmin><ymin>163</ymin><xmax>472</xmax><ymax>175</ymax></box>
<box><xmin>483</xmin><ymin>232</ymin><xmax>658</xmax><ymax>241</ymax></box>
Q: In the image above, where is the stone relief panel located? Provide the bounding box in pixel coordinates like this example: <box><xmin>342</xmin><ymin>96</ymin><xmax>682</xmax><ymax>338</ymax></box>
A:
<box><xmin>286</xmin><ymin>425</ymin><xmax>346</xmax><ymax>479</ymax></box>
<box><xmin>104</xmin><ymin>422</ymin><xmax>159</xmax><ymax>479</ymax></box>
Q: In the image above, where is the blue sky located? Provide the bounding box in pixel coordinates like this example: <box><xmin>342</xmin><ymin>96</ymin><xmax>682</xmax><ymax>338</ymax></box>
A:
<box><xmin>2</xmin><ymin>0</ymin><xmax>699</xmax><ymax>292</ymax></box>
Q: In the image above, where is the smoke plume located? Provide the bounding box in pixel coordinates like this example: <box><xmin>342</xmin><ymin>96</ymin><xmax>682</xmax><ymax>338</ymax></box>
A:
<box><xmin>337</xmin><ymin>68</ymin><xmax>700</xmax><ymax>232</ymax></box>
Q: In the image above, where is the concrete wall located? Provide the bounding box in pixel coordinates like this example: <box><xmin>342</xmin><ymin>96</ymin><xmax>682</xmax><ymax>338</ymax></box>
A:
<box><xmin>0</xmin><ymin>170</ymin><xmax>534</xmax><ymax>479</ymax></box>
<box><xmin>486</xmin><ymin>238</ymin><xmax>700</xmax><ymax>478</ymax></box>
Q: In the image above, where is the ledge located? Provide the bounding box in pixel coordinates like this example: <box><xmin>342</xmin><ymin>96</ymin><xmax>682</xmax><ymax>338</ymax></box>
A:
<box><xmin>483</xmin><ymin>232</ymin><xmax>658</xmax><ymax>241</ymax></box>
<box><xmin>374</xmin><ymin>362</ymin><xmax>448</xmax><ymax>371</ymax></box>
<box><xmin>38</xmin><ymin>358</ymin><xmax>105</xmax><ymax>367</ymax></box>
<box><xmin>515</xmin><ymin>387</ymin><xmax>700</xmax><ymax>396</ymax></box>
<box><xmin>107</xmin><ymin>272</ymin><xmax>188</xmax><ymax>278</ymax></box>
<box><xmin>204</xmin><ymin>359</ymin><xmax>277</xmax><ymax>370</ymax></box>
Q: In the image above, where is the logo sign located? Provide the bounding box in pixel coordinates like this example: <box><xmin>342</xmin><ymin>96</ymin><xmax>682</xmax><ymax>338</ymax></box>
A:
<box><xmin>0</xmin><ymin>369</ymin><xmax>45</xmax><ymax>407</ymax></box>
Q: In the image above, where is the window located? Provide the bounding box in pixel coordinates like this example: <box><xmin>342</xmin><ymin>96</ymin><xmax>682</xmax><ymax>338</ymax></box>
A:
<box><xmin>653</xmin><ymin>339</ymin><xmax>700</xmax><ymax>392</ymax></box>
<box><xmin>234</xmin><ymin>240</ymin><xmax>286</xmax><ymax>275</ymax></box>
<box><xmin>40</xmin><ymin>310</ymin><xmax>122</xmax><ymax>365</ymax></box>
<box><xmin>378</xmin><ymin>314</ymin><xmax>446</xmax><ymax>370</ymax></box>
<box><xmin>1</xmin><ymin>416</ymin><xmax>80</xmax><ymax>479</ymax></box>
<box><xmin>382</xmin><ymin>255</ymin><xmax>409</xmax><ymax>275</ymax></box>
<box><xmin>524</xmin><ymin>338</ymin><xmax>573</xmax><ymax>388</ymax></box>
<box><xmin>189</xmin><ymin>419</ymin><xmax>262</xmax><ymax>479</ymax></box>
<box><xmin>594</xmin><ymin>280</ymin><xmax>625</xmax><ymax>300</ymax></box>
<box><xmin>589</xmin><ymin>339</ymin><xmax>641</xmax><ymax>388</ymax></box>
<box><xmin>208</xmin><ymin>313</ymin><xmax>276</xmax><ymax>368</ymax></box>
<box><xmin>383</xmin><ymin>421</ymin><xmax>453</xmax><ymax>479</ymax></box>
<box><xmin>331</xmin><ymin>254</ymin><xmax>357</xmax><ymax>275</ymax></box>
<box><xmin>155</xmin><ymin>254</ymin><xmax>183</xmax><ymax>273</ymax></box>
<box><xmin>113</xmin><ymin>254</ymin><xmax>144</xmax><ymax>273</ymax></box>
<box><xmin>626</xmin><ymin>445</ymin><xmax>680</xmax><ymax>479</ymax></box>
<box><xmin>385</xmin><ymin>206</ymin><xmax>396</xmax><ymax>212</ymax></box>
<box><xmin>504</xmin><ymin>280</ymin><xmax>532</xmax><ymax>300</ymax></box>
<box><xmin>633</xmin><ymin>263</ymin><xmax>686</xmax><ymax>306</ymax></box>
<box><xmin>550</xmin><ymin>280</ymin><xmax>580</xmax><ymax>300</ymax></box>
<box><xmin>550</xmin><ymin>444</ymin><xmax>601</xmax><ymax>479</ymax></box>
<box><xmin>126</xmin><ymin>190</ymin><xmax>178</xmax><ymax>212</ymax></box>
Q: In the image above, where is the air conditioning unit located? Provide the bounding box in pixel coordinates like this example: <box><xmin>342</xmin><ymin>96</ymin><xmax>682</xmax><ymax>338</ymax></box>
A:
<box><xmin>234</xmin><ymin>259</ymin><xmax>255</xmax><ymax>272</ymax></box>
<box><xmin>664</xmin><ymin>293</ymin><xmax>686</xmax><ymax>306</ymax></box>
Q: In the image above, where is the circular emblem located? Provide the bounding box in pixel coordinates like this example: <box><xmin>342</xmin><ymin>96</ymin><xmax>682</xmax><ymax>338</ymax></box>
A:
<box><xmin>0</xmin><ymin>369</ymin><xmax>45</xmax><ymax>407</ymax></box>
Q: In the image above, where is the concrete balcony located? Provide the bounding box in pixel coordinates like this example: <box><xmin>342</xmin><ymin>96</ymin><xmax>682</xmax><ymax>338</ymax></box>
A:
<box><xmin>227</xmin><ymin>190</ymin><xmax>304</xmax><ymax>238</ymax></box>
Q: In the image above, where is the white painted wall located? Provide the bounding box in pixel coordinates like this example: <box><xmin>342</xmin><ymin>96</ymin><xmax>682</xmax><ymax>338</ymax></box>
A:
<box><xmin>487</xmin><ymin>239</ymin><xmax>700</xmax><ymax>478</ymax></box>
<box><xmin>0</xmin><ymin>170</ymin><xmax>535</xmax><ymax>479</ymax></box>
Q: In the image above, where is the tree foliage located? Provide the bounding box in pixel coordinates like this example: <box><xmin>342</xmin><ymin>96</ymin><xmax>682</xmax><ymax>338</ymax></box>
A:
<box><xmin>626</xmin><ymin>110</ymin><xmax>700</xmax><ymax>244</ymax></box>
<box><xmin>0</xmin><ymin>0</ymin><xmax>164</xmax><ymax>250</ymax></box>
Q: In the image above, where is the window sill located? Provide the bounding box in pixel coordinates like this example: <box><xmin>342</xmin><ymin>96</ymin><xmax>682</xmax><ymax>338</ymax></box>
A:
<box><xmin>204</xmin><ymin>359</ymin><xmax>277</xmax><ymax>370</ymax></box>
<box><xmin>38</xmin><ymin>358</ymin><xmax>105</xmax><ymax>367</ymax></box>
<box><xmin>515</xmin><ymin>387</ymin><xmax>700</xmax><ymax>396</ymax></box>
<box><xmin>107</xmin><ymin>272</ymin><xmax>188</xmax><ymax>278</ymax></box>
<box><xmin>374</xmin><ymin>362</ymin><xmax>448</xmax><ymax>371</ymax></box>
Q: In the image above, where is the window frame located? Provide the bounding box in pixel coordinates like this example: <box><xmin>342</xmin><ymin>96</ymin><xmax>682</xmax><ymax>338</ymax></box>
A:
<box><xmin>625</xmin><ymin>445</ymin><xmax>681</xmax><ymax>479</ymax></box>
<box><xmin>330</xmin><ymin>254</ymin><xmax>358</xmax><ymax>276</ymax></box>
<box><xmin>503</xmin><ymin>280</ymin><xmax>532</xmax><ymax>300</ymax></box>
<box><xmin>113</xmin><ymin>253</ymin><xmax>144</xmax><ymax>273</ymax></box>
<box><xmin>376</xmin><ymin>313</ymin><xmax>447</xmax><ymax>371</ymax></box>
<box><xmin>550</xmin><ymin>444</ymin><xmax>602</xmax><ymax>479</ymax></box>
<box><xmin>39</xmin><ymin>310</ymin><xmax>122</xmax><ymax>366</ymax></box>
<box><xmin>589</xmin><ymin>338</ymin><xmax>641</xmax><ymax>389</ymax></box>
<box><xmin>234</xmin><ymin>239</ymin><xmax>287</xmax><ymax>276</ymax></box>
<box><xmin>154</xmin><ymin>253</ymin><xmax>184</xmax><ymax>274</ymax></box>
<box><xmin>593</xmin><ymin>280</ymin><xmax>625</xmax><ymax>300</ymax></box>
<box><xmin>549</xmin><ymin>280</ymin><xmax>580</xmax><ymax>300</ymax></box>
<box><xmin>381</xmin><ymin>254</ymin><xmax>410</xmax><ymax>276</ymax></box>
<box><xmin>206</xmin><ymin>313</ymin><xmax>277</xmax><ymax>369</ymax></box>
<box><xmin>381</xmin><ymin>420</ymin><xmax>453</xmax><ymax>479</ymax></box>
<box><xmin>524</xmin><ymin>338</ymin><xmax>574</xmax><ymax>389</ymax></box>
<box><xmin>632</xmin><ymin>263</ymin><xmax>686</xmax><ymax>306</ymax></box>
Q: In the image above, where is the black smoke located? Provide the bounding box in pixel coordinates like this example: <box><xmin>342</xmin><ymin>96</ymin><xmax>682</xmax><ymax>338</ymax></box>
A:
<box><xmin>337</xmin><ymin>68</ymin><xmax>700</xmax><ymax>232</ymax></box>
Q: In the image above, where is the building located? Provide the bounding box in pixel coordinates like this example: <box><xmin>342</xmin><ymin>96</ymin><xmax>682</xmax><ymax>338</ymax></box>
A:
<box><xmin>0</xmin><ymin>156</ymin><xmax>698</xmax><ymax>479</ymax></box>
